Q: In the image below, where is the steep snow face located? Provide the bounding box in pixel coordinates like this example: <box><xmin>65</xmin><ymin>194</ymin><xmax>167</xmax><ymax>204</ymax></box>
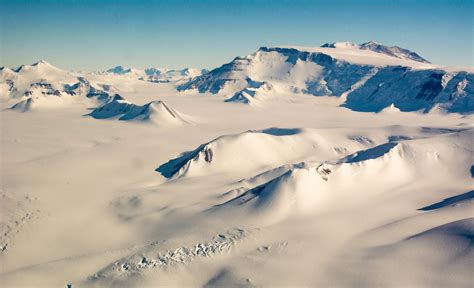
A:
<box><xmin>178</xmin><ymin>45</ymin><xmax>473</xmax><ymax>113</ymax></box>
<box><xmin>88</xmin><ymin>95</ymin><xmax>191</xmax><ymax>126</ymax></box>
<box><xmin>178</xmin><ymin>47</ymin><xmax>375</xmax><ymax>97</ymax></box>
<box><xmin>322</xmin><ymin>41</ymin><xmax>431</xmax><ymax>63</ymax></box>
<box><xmin>344</xmin><ymin>68</ymin><xmax>474</xmax><ymax>113</ymax></box>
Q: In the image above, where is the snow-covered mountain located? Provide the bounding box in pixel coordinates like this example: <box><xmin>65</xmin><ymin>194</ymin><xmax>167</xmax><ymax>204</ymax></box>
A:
<box><xmin>321</xmin><ymin>41</ymin><xmax>431</xmax><ymax>63</ymax></box>
<box><xmin>1</xmin><ymin>60</ymin><xmax>77</xmax><ymax>98</ymax></box>
<box><xmin>105</xmin><ymin>65</ymin><xmax>207</xmax><ymax>82</ymax></box>
<box><xmin>3</xmin><ymin>41</ymin><xmax>473</xmax><ymax>114</ymax></box>
<box><xmin>88</xmin><ymin>95</ymin><xmax>192</xmax><ymax>126</ymax></box>
<box><xmin>178</xmin><ymin>43</ymin><xmax>473</xmax><ymax>113</ymax></box>
<box><xmin>106</xmin><ymin>66</ymin><xmax>145</xmax><ymax>76</ymax></box>
<box><xmin>1</xmin><ymin>61</ymin><xmax>123</xmax><ymax>112</ymax></box>
<box><xmin>209</xmin><ymin>128</ymin><xmax>473</xmax><ymax>225</ymax></box>
<box><xmin>156</xmin><ymin>126</ymin><xmax>426</xmax><ymax>180</ymax></box>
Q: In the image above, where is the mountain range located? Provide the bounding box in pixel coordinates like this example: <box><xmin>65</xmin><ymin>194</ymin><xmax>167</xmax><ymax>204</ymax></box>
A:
<box><xmin>1</xmin><ymin>41</ymin><xmax>473</xmax><ymax>114</ymax></box>
<box><xmin>177</xmin><ymin>41</ymin><xmax>473</xmax><ymax>113</ymax></box>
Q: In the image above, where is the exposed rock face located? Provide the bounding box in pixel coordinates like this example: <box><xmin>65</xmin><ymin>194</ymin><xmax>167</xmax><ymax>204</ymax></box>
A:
<box><xmin>178</xmin><ymin>45</ymin><xmax>473</xmax><ymax>113</ymax></box>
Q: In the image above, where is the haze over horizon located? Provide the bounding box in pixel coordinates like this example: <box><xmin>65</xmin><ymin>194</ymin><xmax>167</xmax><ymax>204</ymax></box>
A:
<box><xmin>1</xmin><ymin>0</ymin><xmax>473</xmax><ymax>70</ymax></box>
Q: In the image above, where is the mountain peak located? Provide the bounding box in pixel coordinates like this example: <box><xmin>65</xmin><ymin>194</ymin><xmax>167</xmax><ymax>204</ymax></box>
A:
<box><xmin>31</xmin><ymin>60</ymin><xmax>57</xmax><ymax>67</ymax></box>
<box><xmin>362</xmin><ymin>40</ymin><xmax>382</xmax><ymax>45</ymax></box>
<box><xmin>33</xmin><ymin>60</ymin><xmax>48</xmax><ymax>65</ymax></box>
<box><xmin>14</xmin><ymin>60</ymin><xmax>62</xmax><ymax>73</ymax></box>
<box><xmin>321</xmin><ymin>42</ymin><xmax>358</xmax><ymax>49</ymax></box>
<box><xmin>106</xmin><ymin>66</ymin><xmax>134</xmax><ymax>74</ymax></box>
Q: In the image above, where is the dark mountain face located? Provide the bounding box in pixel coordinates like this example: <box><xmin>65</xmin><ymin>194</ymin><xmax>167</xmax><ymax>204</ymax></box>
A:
<box><xmin>178</xmin><ymin>45</ymin><xmax>472</xmax><ymax>113</ymax></box>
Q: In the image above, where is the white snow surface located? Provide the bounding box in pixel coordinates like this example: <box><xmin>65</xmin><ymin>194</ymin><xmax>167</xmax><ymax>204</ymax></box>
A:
<box><xmin>1</xmin><ymin>45</ymin><xmax>474</xmax><ymax>287</ymax></box>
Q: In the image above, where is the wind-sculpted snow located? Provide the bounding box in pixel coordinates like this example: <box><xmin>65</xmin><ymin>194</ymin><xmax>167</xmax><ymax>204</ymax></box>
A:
<box><xmin>88</xmin><ymin>228</ymin><xmax>250</xmax><ymax>283</ymax></box>
<box><xmin>10</xmin><ymin>98</ymin><xmax>33</xmax><ymax>112</ymax></box>
<box><xmin>156</xmin><ymin>128</ymin><xmax>368</xmax><ymax>180</ymax></box>
<box><xmin>156</xmin><ymin>126</ymin><xmax>471</xmax><ymax>181</ymax></box>
<box><xmin>212</xmin><ymin>163</ymin><xmax>332</xmax><ymax>225</ymax></box>
<box><xmin>343</xmin><ymin>142</ymin><xmax>399</xmax><ymax>163</ymax></box>
<box><xmin>210</xmin><ymin>129</ymin><xmax>474</xmax><ymax>225</ymax></box>
<box><xmin>0</xmin><ymin>189</ymin><xmax>40</xmax><ymax>253</ymax></box>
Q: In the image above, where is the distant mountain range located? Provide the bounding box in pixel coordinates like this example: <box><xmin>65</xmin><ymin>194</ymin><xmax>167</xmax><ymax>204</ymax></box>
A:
<box><xmin>105</xmin><ymin>66</ymin><xmax>208</xmax><ymax>83</ymax></box>
<box><xmin>1</xmin><ymin>41</ymin><xmax>473</xmax><ymax>114</ymax></box>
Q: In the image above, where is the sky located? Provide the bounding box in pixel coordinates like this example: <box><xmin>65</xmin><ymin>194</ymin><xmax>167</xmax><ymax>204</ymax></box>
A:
<box><xmin>1</xmin><ymin>0</ymin><xmax>473</xmax><ymax>70</ymax></box>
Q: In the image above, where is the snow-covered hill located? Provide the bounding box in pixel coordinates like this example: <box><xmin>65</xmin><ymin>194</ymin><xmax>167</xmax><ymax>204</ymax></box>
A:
<box><xmin>210</xmin><ymin>128</ymin><xmax>473</xmax><ymax>225</ymax></box>
<box><xmin>88</xmin><ymin>95</ymin><xmax>192</xmax><ymax>126</ymax></box>
<box><xmin>178</xmin><ymin>43</ymin><xmax>473</xmax><ymax>113</ymax></box>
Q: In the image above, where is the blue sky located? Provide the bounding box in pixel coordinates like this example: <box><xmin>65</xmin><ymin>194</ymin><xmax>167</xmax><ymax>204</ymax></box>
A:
<box><xmin>1</xmin><ymin>0</ymin><xmax>472</xmax><ymax>70</ymax></box>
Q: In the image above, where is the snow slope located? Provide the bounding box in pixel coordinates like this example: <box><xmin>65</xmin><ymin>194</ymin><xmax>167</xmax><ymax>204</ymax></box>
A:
<box><xmin>322</xmin><ymin>41</ymin><xmax>431</xmax><ymax>63</ymax></box>
<box><xmin>211</xmin><ymin>129</ymin><xmax>473</xmax><ymax>225</ymax></box>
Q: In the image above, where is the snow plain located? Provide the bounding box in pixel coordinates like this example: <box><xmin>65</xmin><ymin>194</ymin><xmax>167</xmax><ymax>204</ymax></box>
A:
<box><xmin>1</xmin><ymin>45</ymin><xmax>473</xmax><ymax>287</ymax></box>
